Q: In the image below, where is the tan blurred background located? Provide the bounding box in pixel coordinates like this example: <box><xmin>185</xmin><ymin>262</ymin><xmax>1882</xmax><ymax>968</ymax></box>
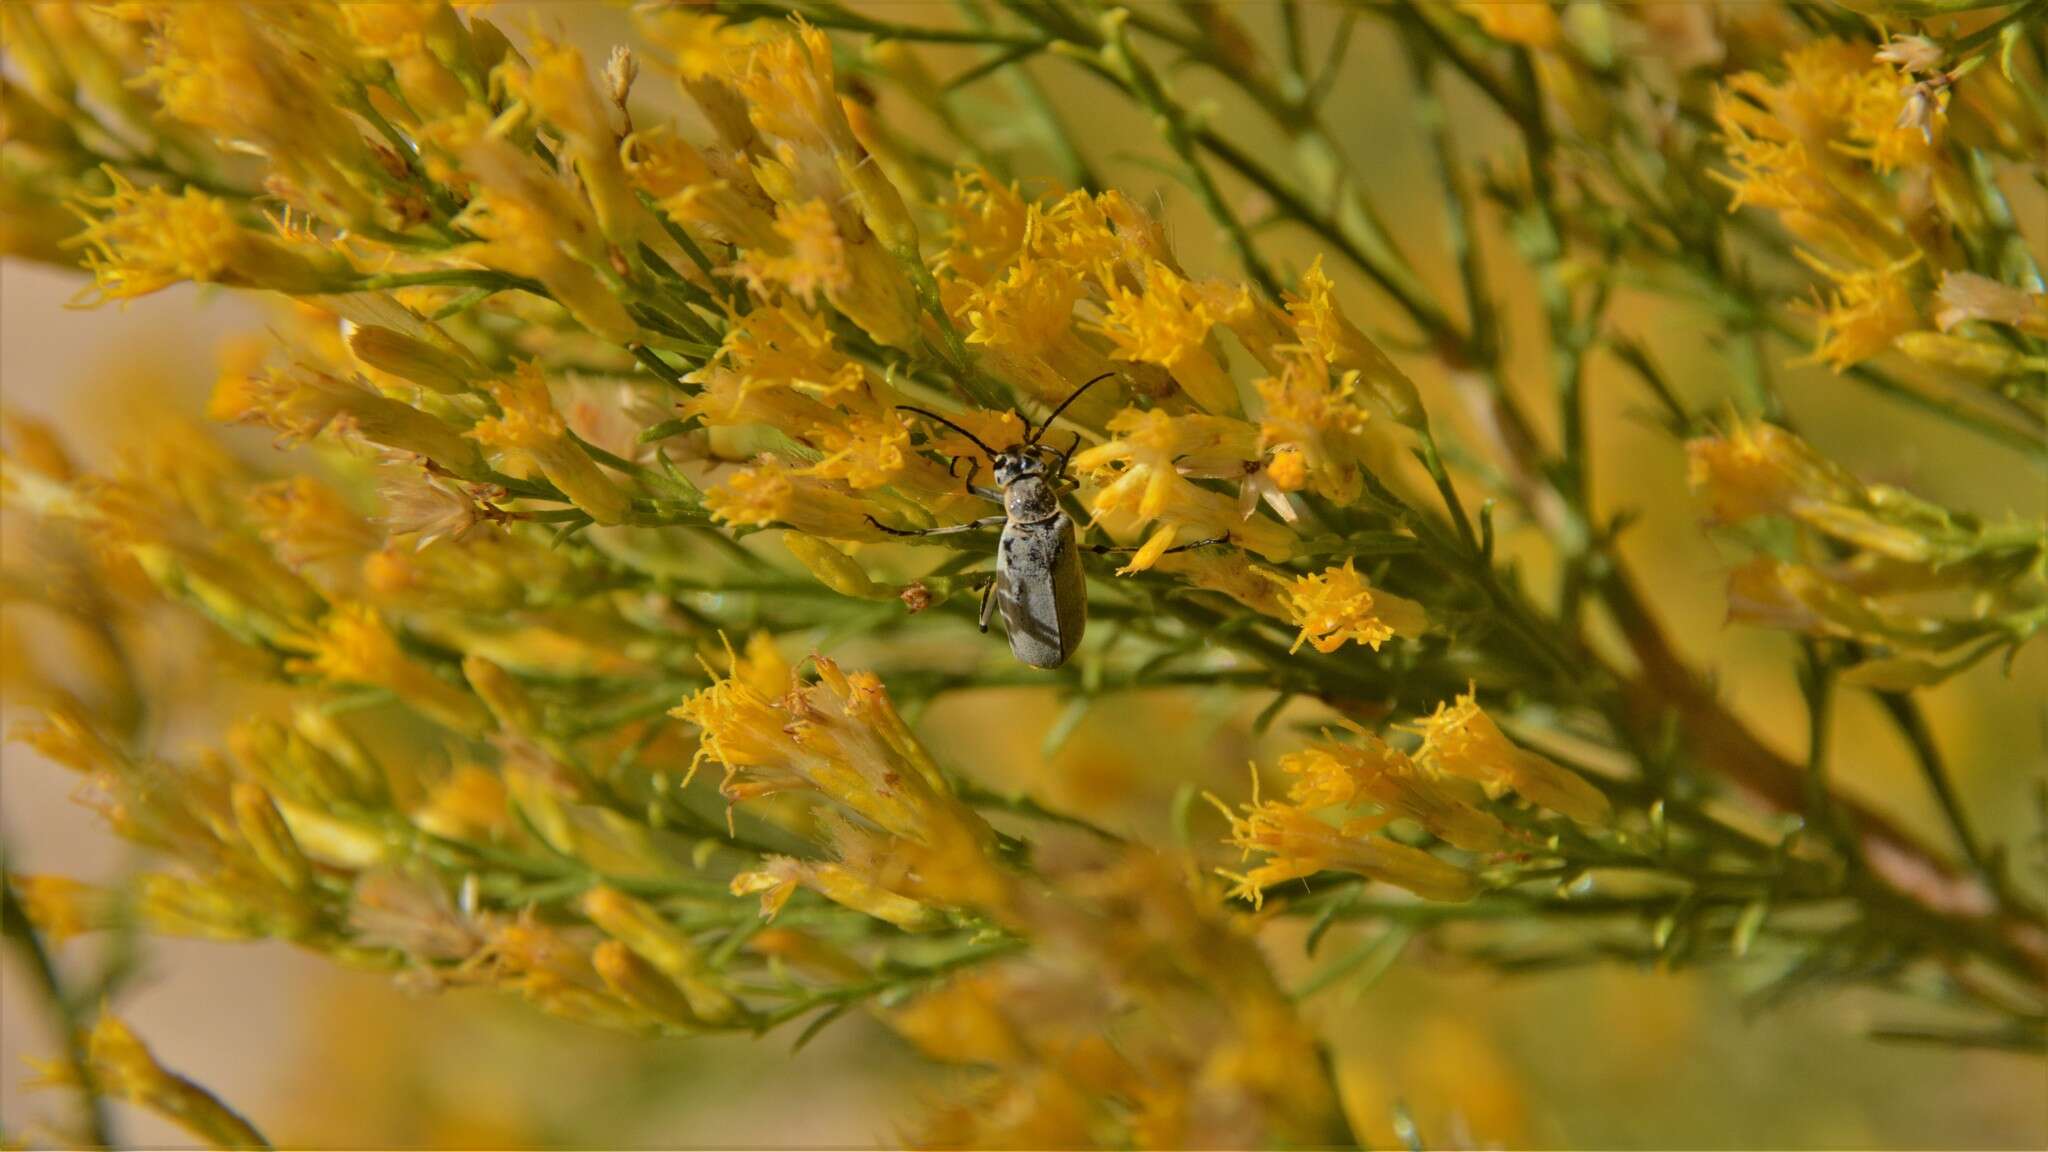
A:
<box><xmin>5</xmin><ymin>3</ymin><xmax>2046</xmax><ymax>1147</ymax></box>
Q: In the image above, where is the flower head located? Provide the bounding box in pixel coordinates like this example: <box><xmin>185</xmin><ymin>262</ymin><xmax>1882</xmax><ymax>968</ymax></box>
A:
<box><xmin>471</xmin><ymin>363</ymin><xmax>631</xmax><ymax>526</ymax></box>
<box><xmin>1413</xmin><ymin>690</ymin><xmax>1610</xmax><ymax>826</ymax></box>
<box><xmin>68</xmin><ymin>171</ymin><xmax>341</xmax><ymax>303</ymax></box>
<box><xmin>1211</xmin><ymin>792</ymin><xmax>1478</xmax><ymax>906</ymax></box>
<box><xmin>1268</xmin><ymin>560</ymin><xmax>1428</xmax><ymax>654</ymax></box>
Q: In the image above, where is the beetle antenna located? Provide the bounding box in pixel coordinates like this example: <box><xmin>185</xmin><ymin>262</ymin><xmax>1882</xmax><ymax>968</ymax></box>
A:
<box><xmin>1028</xmin><ymin>371</ymin><xmax>1116</xmax><ymax>445</ymax></box>
<box><xmin>897</xmin><ymin>406</ymin><xmax>997</xmax><ymax>457</ymax></box>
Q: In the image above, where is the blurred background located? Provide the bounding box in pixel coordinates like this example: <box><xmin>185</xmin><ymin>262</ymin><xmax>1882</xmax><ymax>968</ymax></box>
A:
<box><xmin>3</xmin><ymin>3</ymin><xmax>2044</xmax><ymax>1147</ymax></box>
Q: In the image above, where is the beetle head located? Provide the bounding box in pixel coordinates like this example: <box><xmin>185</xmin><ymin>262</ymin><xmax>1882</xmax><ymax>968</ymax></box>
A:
<box><xmin>991</xmin><ymin>448</ymin><xmax>1047</xmax><ymax>486</ymax></box>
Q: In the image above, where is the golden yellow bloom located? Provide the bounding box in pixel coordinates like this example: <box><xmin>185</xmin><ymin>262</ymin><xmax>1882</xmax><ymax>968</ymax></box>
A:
<box><xmin>454</xmin><ymin>137</ymin><xmax>639</xmax><ymax>344</ymax></box>
<box><xmin>623</xmin><ymin>125</ymin><xmax>778</xmax><ymax>251</ymax></box>
<box><xmin>1284</xmin><ymin>257</ymin><xmax>1425</xmax><ymax>429</ymax></box>
<box><xmin>211</xmin><ymin>357</ymin><xmax>484</xmax><ymax>476</ymax></box>
<box><xmin>1684</xmin><ymin>420</ymin><xmax>1856</xmax><ymax>525</ymax></box>
<box><xmin>287</xmin><ymin>603</ymin><xmax>489</xmax><ymax>737</ymax></box>
<box><xmin>1457</xmin><ymin>1</ymin><xmax>1562</xmax><ymax>48</ymax></box>
<box><xmin>68</xmin><ymin>171</ymin><xmax>344</xmax><ymax>303</ymax></box>
<box><xmin>1684</xmin><ymin>421</ymin><xmax>1932</xmax><ymax>560</ymax></box>
<box><xmin>735</xmin><ymin>23</ymin><xmax>919</xmax><ymax>256</ymax></box>
<box><xmin>582</xmin><ymin>887</ymin><xmax>737</xmax><ymax>1023</ymax></box>
<box><xmin>783</xmin><ymin>532</ymin><xmax>889</xmax><ymax>600</ymax></box>
<box><xmin>702</xmin><ymin>456</ymin><xmax>887</xmax><ymax>540</ymax></box>
<box><xmin>1072</xmin><ymin>408</ymin><xmax>1293</xmax><ymax>572</ymax></box>
<box><xmin>1277</xmin><ymin>735</ymin><xmax>1517</xmax><ymax>854</ymax></box>
<box><xmin>1268</xmin><ymin>560</ymin><xmax>1428</xmax><ymax>655</ymax></box>
<box><xmin>509</xmin><ymin>34</ymin><xmax>642</xmax><ymax>247</ymax></box>
<box><xmin>1155</xmin><ymin>550</ymin><xmax>1291</xmax><ymax>619</ymax></box>
<box><xmin>338</xmin><ymin>1</ymin><xmax>471</xmax><ymax>119</ymax></box>
<box><xmin>44</xmin><ymin>1014</ymin><xmax>270</xmax><ymax>1149</ymax></box>
<box><xmin>934</xmin><ymin>168</ymin><xmax>1032</xmax><ymax>287</ymax></box>
<box><xmin>959</xmin><ymin>251</ymin><xmax>1088</xmax><ymax>355</ymax></box>
<box><xmin>470</xmin><ymin>362</ymin><xmax>631</xmax><ymax>525</ymax></box>
<box><xmin>230</xmin><ymin>780</ymin><xmax>312</xmax><ymax>892</ymax></box>
<box><xmin>731</xmin><ymin>853</ymin><xmax>946</xmax><ymax>932</ymax></box>
<box><xmin>1800</xmin><ymin>255</ymin><xmax>1921</xmax><ymax>371</ymax></box>
<box><xmin>245</xmin><ymin>476</ymin><xmax>378</xmax><ymax>593</ymax></box>
<box><xmin>1212</xmin><ymin>795</ymin><xmax>1479</xmax><ymax>906</ymax></box>
<box><xmin>139</xmin><ymin>3</ymin><xmax>380</xmax><ymax>225</ymax></box>
<box><xmin>9</xmin><ymin>874</ymin><xmax>120</xmax><ymax>941</ymax></box>
<box><xmin>1253</xmin><ymin>349</ymin><xmax>1379</xmax><ymax>506</ymax></box>
<box><xmin>677</xmin><ymin>652</ymin><xmax>952</xmax><ymax>834</ymax></box>
<box><xmin>1413</xmin><ymin>690</ymin><xmax>1610</xmax><ymax>825</ymax></box>
<box><xmin>1095</xmin><ymin>263</ymin><xmax>1244</xmax><ymax>415</ymax></box>
<box><xmin>346</xmin><ymin>324</ymin><xmax>478</xmax><ymax>395</ymax></box>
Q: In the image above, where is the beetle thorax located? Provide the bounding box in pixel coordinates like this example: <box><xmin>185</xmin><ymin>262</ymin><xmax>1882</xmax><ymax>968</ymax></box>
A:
<box><xmin>1002</xmin><ymin>474</ymin><xmax>1060</xmax><ymax>522</ymax></box>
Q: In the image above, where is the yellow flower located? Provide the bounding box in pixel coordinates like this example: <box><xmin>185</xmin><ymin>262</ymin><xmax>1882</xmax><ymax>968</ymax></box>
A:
<box><xmin>1457</xmin><ymin>1</ymin><xmax>1562</xmax><ymax>48</ymax></box>
<box><xmin>582</xmin><ymin>887</ymin><xmax>737</xmax><ymax>1023</ymax></box>
<box><xmin>1800</xmin><ymin>255</ymin><xmax>1921</xmax><ymax>371</ymax></box>
<box><xmin>1713</xmin><ymin>42</ymin><xmax>1917</xmax><ymax>267</ymax></box>
<box><xmin>470</xmin><ymin>362</ymin><xmax>632</xmax><ymax>526</ymax></box>
<box><xmin>702</xmin><ymin>456</ymin><xmax>887</xmax><ymax>540</ymax></box>
<box><xmin>734</xmin><ymin>23</ymin><xmax>920</xmax><ymax>256</ymax></box>
<box><xmin>68</xmin><ymin>171</ymin><xmax>344</xmax><ymax>303</ymax></box>
<box><xmin>1095</xmin><ymin>262</ymin><xmax>1243</xmax><ymax>414</ymax></box>
<box><xmin>1284</xmin><ymin>257</ymin><xmax>1425</xmax><ymax>428</ymax></box>
<box><xmin>139</xmin><ymin>3</ymin><xmax>380</xmax><ymax>224</ymax></box>
<box><xmin>1268</xmin><ymin>560</ymin><xmax>1428</xmax><ymax>655</ymax></box>
<box><xmin>730</xmin><ymin>196</ymin><xmax>849</xmax><ymax>305</ymax></box>
<box><xmin>803</xmin><ymin>411</ymin><xmax>914</xmax><ymax>490</ymax></box>
<box><xmin>934</xmin><ymin>168</ymin><xmax>1032</xmax><ymax>286</ymax></box>
<box><xmin>731</xmin><ymin>853</ymin><xmax>947</xmax><ymax>932</ymax></box>
<box><xmin>211</xmin><ymin>357</ymin><xmax>484</xmax><ymax>476</ymax></box>
<box><xmin>623</xmin><ymin>125</ymin><xmax>778</xmax><ymax>251</ymax></box>
<box><xmin>337</xmin><ymin>1</ymin><xmax>471</xmax><ymax>119</ymax></box>
<box><xmin>43</xmin><ymin>1014</ymin><xmax>270</xmax><ymax>1149</ymax></box>
<box><xmin>8</xmin><ymin>874</ymin><xmax>120</xmax><ymax>941</ymax></box>
<box><xmin>245</xmin><ymin>476</ymin><xmax>378</xmax><ymax>590</ymax></box>
<box><xmin>1253</xmin><ymin>348</ymin><xmax>1377</xmax><ymax>506</ymax></box>
<box><xmin>1413</xmin><ymin>689</ymin><xmax>1611</xmax><ymax>826</ymax></box>
<box><xmin>1071</xmin><ymin>407</ymin><xmax>1293</xmax><ymax>572</ymax></box>
<box><xmin>1276</xmin><ymin>734</ymin><xmax>1516</xmax><ymax>853</ymax></box>
<box><xmin>454</xmin><ymin>137</ymin><xmax>639</xmax><ymax>344</ymax></box>
<box><xmin>508</xmin><ymin>33</ymin><xmax>644</xmax><ymax>247</ymax></box>
<box><xmin>1155</xmin><ymin>550</ymin><xmax>1291</xmax><ymax>619</ymax></box>
<box><xmin>1685</xmin><ymin>420</ymin><xmax>1851</xmax><ymax>524</ymax></box>
<box><xmin>677</xmin><ymin>652</ymin><xmax>959</xmax><ymax>835</ymax></box>
<box><xmin>288</xmin><ymin>603</ymin><xmax>489</xmax><ymax>737</ymax></box>
<box><xmin>1211</xmin><ymin>794</ymin><xmax>1479</xmax><ymax>906</ymax></box>
<box><xmin>959</xmin><ymin>251</ymin><xmax>1087</xmax><ymax>355</ymax></box>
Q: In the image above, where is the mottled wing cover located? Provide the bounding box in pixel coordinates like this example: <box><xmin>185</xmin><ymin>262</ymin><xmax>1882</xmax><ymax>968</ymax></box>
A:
<box><xmin>997</xmin><ymin>514</ymin><xmax>1086</xmax><ymax>669</ymax></box>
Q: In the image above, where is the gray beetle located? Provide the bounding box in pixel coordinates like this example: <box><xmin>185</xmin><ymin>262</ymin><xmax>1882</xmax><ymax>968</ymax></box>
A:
<box><xmin>870</xmin><ymin>374</ymin><xmax>1222</xmax><ymax>669</ymax></box>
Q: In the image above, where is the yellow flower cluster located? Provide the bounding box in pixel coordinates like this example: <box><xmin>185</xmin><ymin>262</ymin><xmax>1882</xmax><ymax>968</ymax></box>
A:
<box><xmin>676</xmin><ymin>647</ymin><xmax>1011</xmax><ymax>924</ymax></box>
<box><xmin>1216</xmin><ymin>690</ymin><xmax>1608</xmax><ymax>907</ymax></box>
<box><xmin>1716</xmin><ymin>38</ymin><xmax>2047</xmax><ymax>380</ymax></box>
<box><xmin>900</xmin><ymin>851</ymin><xmax>1344</xmax><ymax>1149</ymax></box>
<box><xmin>1687</xmin><ymin>420</ymin><xmax>2044</xmax><ymax>684</ymax></box>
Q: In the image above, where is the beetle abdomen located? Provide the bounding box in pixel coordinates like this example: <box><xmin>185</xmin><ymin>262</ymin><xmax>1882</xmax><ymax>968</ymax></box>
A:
<box><xmin>996</xmin><ymin>514</ymin><xmax>1085</xmax><ymax>669</ymax></box>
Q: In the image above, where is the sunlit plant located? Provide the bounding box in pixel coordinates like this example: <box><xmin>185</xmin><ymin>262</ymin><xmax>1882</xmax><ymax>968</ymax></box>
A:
<box><xmin>2</xmin><ymin>1</ymin><xmax>2043</xmax><ymax>1147</ymax></box>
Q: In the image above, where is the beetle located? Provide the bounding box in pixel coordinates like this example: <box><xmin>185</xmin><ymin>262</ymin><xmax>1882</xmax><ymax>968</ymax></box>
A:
<box><xmin>868</xmin><ymin>373</ymin><xmax>1222</xmax><ymax>669</ymax></box>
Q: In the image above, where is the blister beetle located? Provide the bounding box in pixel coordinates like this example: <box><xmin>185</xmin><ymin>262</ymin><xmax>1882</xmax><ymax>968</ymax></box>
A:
<box><xmin>869</xmin><ymin>373</ymin><xmax>1223</xmax><ymax>669</ymax></box>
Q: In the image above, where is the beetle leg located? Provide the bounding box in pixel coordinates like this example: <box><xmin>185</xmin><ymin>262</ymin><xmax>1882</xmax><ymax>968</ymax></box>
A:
<box><xmin>978</xmin><ymin>576</ymin><xmax>998</xmax><ymax>633</ymax></box>
<box><xmin>1053</xmin><ymin>430</ymin><xmax>1082</xmax><ymax>477</ymax></box>
<box><xmin>865</xmin><ymin>514</ymin><xmax>1007</xmax><ymax>538</ymax></box>
<box><xmin>957</xmin><ymin>456</ymin><xmax>981</xmax><ymax>494</ymax></box>
<box><xmin>1081</xmin><ymin>534</ymin><xmax>1229</xmax><ymax>556</ymax></box>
